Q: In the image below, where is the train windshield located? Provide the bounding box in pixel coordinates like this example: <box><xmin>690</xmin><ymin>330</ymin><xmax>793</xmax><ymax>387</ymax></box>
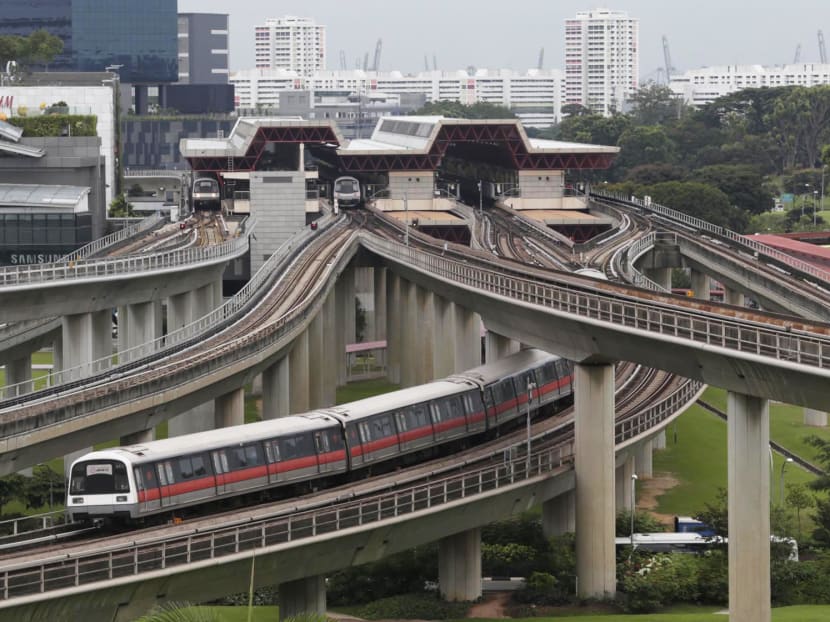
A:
<box><xmin>70</xmin><ymin>460</ymin><xmax>130</xmax><ymax>494</ymax></box>
<box><xmin>195</xmin><ymin>180</ymin><xmax>215</xmax><ymax>192</ymax></box>
<box><xmin>335</xmin><ymin>179</ymin><xmax>356</xmax><ymax>193</ymax></box>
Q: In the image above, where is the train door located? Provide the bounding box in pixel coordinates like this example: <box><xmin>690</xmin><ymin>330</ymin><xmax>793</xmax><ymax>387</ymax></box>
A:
<box><xmin>315</xmin><ymin>428</ymin><xmax>346</xmax><ymax>475</ymax></box>
<box><xmin>344</xmin><ymin>423</ymin><xmax>365</xmax><ymax>469</ymax></box>
<box><xmin>212</xmin><ymin>450</ymin><xmax>230</xmax><ymax>496</ymax></box>
<box><xmin>463</xmin><ymin>389</ymin><xmax>487</xmax><ymax>433</ymax></box>
<box><xmin>134</xmin><ymin>464</ymin><xmax>161</xmax><ymax>515</ymax></box>
<box><xmin>483</xmin><ymin>385</ymin><xmax>498</xmax><ymax>428</ymax></box>
<box><xmin>156</xmin><ymin>461</ymin><xmax>175</xmax><ymax>507</ymax></box>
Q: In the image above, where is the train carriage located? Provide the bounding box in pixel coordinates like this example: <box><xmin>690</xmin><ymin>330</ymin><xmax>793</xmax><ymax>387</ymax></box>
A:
<box><xmin>192</xmin><ymin>177</ymin><xmax>221</xmax><ymax>211</ymax></box>
<box><xmin>451</xmin><ymin>350</ymin><xmax>573</xmax><ymax>427</ymax></box>
<box><xmin>68</xmin><ymin>349</ymin><xmax>572</xmax><ymax>525</ymax></box>
<box><xmin>333</xmin><ymin>176</ymin><xmax>361</xmax><ymax>208</ymax></box>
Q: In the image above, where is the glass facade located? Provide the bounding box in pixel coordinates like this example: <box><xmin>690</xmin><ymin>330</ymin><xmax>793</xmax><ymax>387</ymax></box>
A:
<box><xmin>0</xmin><ymin>0</ymin><xmax>177</xmax><ymax>83</ymax></box>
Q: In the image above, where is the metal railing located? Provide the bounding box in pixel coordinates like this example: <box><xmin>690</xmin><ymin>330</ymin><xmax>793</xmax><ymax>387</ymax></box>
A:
<box><xmin>0</xmin><ymin>229</ymin><xmax>249</xmax><ymax>288</ymax></box>
<box><xmin>593</xmin><ymin>190</ymin><xmax>830</xmax><ymax>284</ymax></box>
<box><xmin>622</xmin><ymin>231</ymin><xmax>673</xmax><ymax>292</ymax></box>
<box><xmin>360</xmin><ymin>234</ymin><xmax>830</xmax><ymax>368</ymax></box>
<box><xmin>0</xmin><ymin>511</ymin><xmax>65</xmax><ymax>538</ymax></box>
<box><xmin>61</xmin><ymin>213</ymin><xmax>164</xmax><ymax>263</ymax></box>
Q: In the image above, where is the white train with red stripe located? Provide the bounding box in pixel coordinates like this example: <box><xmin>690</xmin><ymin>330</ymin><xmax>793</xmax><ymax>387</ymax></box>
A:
<box><xmin>67</xmin><ymin>349</ymin><xmax>573</xmax><ymax>523</ymax></box>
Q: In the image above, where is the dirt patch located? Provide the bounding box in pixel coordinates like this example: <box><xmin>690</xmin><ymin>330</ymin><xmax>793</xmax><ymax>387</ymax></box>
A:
<box><xmin>468</xmin><ymin>592</ymin><xmax>511</xmax><ymax>618</ymax></box>
<box><xmin>637</xmin><ymin>473</ymin><xmax>680</xmax><ymax>527</ymax></box>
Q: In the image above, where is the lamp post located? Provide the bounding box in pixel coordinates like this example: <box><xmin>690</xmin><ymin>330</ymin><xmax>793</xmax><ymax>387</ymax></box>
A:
<box><xmin>478</xmin><ymin>180</ymin><xmax>483</xmax><ymax>215</ymax></box>
<box><xmin>630</xmin><ymin>473</ymin><xmax>639</xmax><ymax>556</ymax></box>
<box><xmin>526</xmin><ymin>380</ymin><xmax>536</xmax><ymax>473</ymax></box>
<box><xmin>821</xmin><ymin>166</ymin><xmax>827</xmax><ymax>226</ymax></box>
<box><xmin>803</xmin><ymin>183</ymin><xmax>811</xmax><ymax>216</ymax></box>
<box><xmin>404</xmin><ymin>191</ymin><xmax>409</xmax><ymax>246</ymax></box>
<box><xmin>780</xmin><ymin>457</ymin><xmax>794</xmax><ymax>505</ymax></box>
<box><xmin>814</xmin><ymin>190</ymin><xmax>819</xmax><ymax>226</ymax></box>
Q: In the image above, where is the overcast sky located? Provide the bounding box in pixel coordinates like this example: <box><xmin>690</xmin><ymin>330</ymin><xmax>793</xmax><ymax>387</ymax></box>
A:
<box><xmin>179</xmin><ymin>1</ymin><xmax>830</xmax><ymax>77</ymax></box>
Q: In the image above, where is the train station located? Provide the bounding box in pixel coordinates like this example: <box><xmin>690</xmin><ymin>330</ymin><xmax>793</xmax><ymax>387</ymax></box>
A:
<box><xmin>180</xmin><ymin>115</ymin><xmax>619</xmax><ymax>271</ymax></box>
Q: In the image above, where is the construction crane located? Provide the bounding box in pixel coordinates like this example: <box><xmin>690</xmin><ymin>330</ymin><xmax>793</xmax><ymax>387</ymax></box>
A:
<box><xmin>424</xmin><ymin>55</ymin><xmax>430</xmax><ymax>71</ymax></box>
<box><xmin>537</xmin><ymin>47</ymin><xmax>544</xmax><ymax>70</ymax></box>
<box><xmin>819</xmin><ymin>30</ymin><xmax>828</xmax><ymax>64</ymax></box>
<box><xmin>362</xmin><ymin>52</ymin><xmax>369</xmax><ymax>71</ymax></box>
<box><xmin>794</xmin><ymin>43</ymin><xmax>802</xmax><ymax>64</ymax></box>
<box><xmin>662</xmin><ymin>35</ymin><xmax>675</xmax><ymax>82</ymax></box>
<box><xmin>339</xmin><ymin>50</ymin><xmax>347</xmax><ymax>71</ymax></box>
<box><xmin>371</xmin><ymin>39</ymin><xmax>382</xmax><ymax>72</ymax></box>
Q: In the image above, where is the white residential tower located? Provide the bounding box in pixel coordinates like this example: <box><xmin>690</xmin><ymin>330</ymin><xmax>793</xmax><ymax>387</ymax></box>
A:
<box><xmin>254</xmin><ymin>16</ymin><xmax>326</xmax><ymax>77</ymax></box>
<box><xmin>564</xmin><ymin>8</ymin><xmax>639</xmax><ymax>116</ymax></box>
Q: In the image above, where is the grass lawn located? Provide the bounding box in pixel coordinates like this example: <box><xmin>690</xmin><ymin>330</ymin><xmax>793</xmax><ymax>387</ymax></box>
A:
<box><xmin>700</xmin><ymin>387</ymin><xmax>830</xmax><ymax>466</ymax></box>
<box><xmin>337</xmin><ymin>378</ymin><xmax>399</xmax><ymax>404</ymax></box>
<box><xmin>457</xmin><ymin>605</ymin><xmax>830</xmax><ymax>621</ymax></box>
<box><xmin>170</xmin><ymin>606</ymin><xmax>278</xmax><ymax>621</ymax></box>
<box><xmin>652</xmin><ymin>399</ymin><xmax>816</xmax><ymax>517</ymax></box>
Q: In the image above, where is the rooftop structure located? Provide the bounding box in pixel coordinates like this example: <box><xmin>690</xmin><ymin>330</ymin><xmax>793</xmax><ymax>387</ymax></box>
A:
<box><xmin>178</xmin><ymin>13</ymin><xmax>230</xmax><ymax>85</ymax></box>
<box><xmin>0</xmin><ymin>184</ymin><xmax>90</xmax><ymax>212</ymax></box>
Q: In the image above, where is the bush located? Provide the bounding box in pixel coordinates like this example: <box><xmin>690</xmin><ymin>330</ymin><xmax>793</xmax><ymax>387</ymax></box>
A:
<box><xmin>8</xmin><ymin>114</ymin><xmax>97</xmax><ymax>137</ymax></box>
<box><xmin>351</xmin><ymin>592</ymin><xmax>469</xmax><ymax>620</ymax></box>
<box><xmin>513</xmin><ymin>571</ymin><xmax>572</xmax><ymax>606</ymax></box>
<box><xmin>617</xmin><ymin>553</ymin><xmax>704</xmax><ymax>613</ymax></box>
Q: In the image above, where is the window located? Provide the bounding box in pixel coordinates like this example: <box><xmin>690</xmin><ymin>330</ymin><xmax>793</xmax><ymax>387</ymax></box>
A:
<box><xmin>178</xmin><ymin>457</ymin><xmax>194</xmax><ymax>479</ymax></box>
<box><xmin>69</xmin><ymin>460</ymin><xmax>131</xmax><ymax>494</ymax></box>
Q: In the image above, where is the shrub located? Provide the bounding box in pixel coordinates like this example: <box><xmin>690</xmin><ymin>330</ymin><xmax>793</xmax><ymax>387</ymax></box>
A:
<box><xmin>8</xmin><ymin>114</ymin><xmax>97</xmax><ymax>137</ymax></box>
<box><xmin>352</xmin><ymin>592</ymin><xmax>469</xmax><ymax>620</ymax></box>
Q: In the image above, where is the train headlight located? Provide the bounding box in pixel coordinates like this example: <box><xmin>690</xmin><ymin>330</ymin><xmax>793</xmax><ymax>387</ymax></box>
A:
<box><xmin>116</xmin><ymin>495</ymin><xmax>128</xmax><ymax>502</ymax></box>
<box><xmin>72</xmin><ymin>497</ymin><xmax>83</xmax><ymax>504</ymax></box>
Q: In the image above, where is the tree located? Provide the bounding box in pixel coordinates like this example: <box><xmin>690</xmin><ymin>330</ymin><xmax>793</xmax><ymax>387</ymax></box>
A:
<box><xmin>644</xmin><ymin>181</ymin><xmax>748</xmax><ymax>232</ymax></box>
<box><xmin>0</xmin><ymin>474</ymin><xmax>26</xmax><ymax>517</ymax></box>
<box><xmin>785</xmin><ymin>482</ymin><xmax>815</xmax><ymax>542</ymax></box>
<box><xmin>627</xmin><ymin>83</ymin><xmax>687</xmax><ymax>126</ymax></box>
<box><xmin>23</xmin><ymin>465</ymin><xmax>65</xmax><ymax>510</ymax></box>
<box><xmin>414</xmin><ymin>101</ymin><xmax>515</xmax><ymax>119</ymax></box>
<box><xmin>22</xmin><ymin>30</ymin><xmax>63</xmax><ymax>70</ymax></box>
<box><xmin>614</xmin><ymin>125</ymin><xmax>678</xmax><ymax>172</ymax></box>
<box><xmin>560</xmin><ymin>103</ymin><xmax>591</xmax><ymax>117</ymax></box>
<box><xmin>625</xmin><ymin>163</ymin><xmax>686</xmax><ymax>185</ymax></box>
<box><xmin>109</xmin><ymin>193</ymin><xmax>134</xmax><ymax>218</ymax></box>
<box><xmin>689</xmin><ymin>164</ymin><xmax>774</xmax><ymax>214</ymax></box>
<box><xmin>806</xmin><ymin>435</ymin><xmax>830</xmax><ymax>546</ymax></box>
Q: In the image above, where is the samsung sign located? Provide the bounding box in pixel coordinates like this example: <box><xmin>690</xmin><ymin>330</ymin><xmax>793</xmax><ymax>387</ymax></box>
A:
<box><xmin>3</xmin><ymin>252</ymin><xmax>66</xmax><ymax>265</ymax></box>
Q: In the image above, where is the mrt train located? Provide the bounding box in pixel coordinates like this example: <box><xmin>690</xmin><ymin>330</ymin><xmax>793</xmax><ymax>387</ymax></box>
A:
<box><xmin>192</xmin><ymin>177</ymin><xmax>221</xmax><ymax>211</ymax></box>
<box><xmin>67</xmin><ymin>350</ymin><xmax>574</xmax><ymax>524</ymax></box>
<box><xmin>333</xmin><ymin>176</ymin><xmax>361</xmax><ymax>208</ymax></box>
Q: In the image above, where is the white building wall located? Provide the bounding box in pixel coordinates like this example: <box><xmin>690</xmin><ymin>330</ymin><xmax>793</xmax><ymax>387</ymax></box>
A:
<box><xmin>254</xmin><ymin>16</ymin><xmax>326</xmax><ymax>77</ymax></box>
<box><xmin>0</xmin><ymin>86</ymin><xmax>115</xmax><ymax>207</ymax></box>
<box><xmin>670</xmin><ymin>63</ymin><xmax>830</xmax><ymax>107</ymax></box>
<box><xmin>564</xmin><ymin>8</ymin><xmax>639</xmax><ymax>116</ymax></box>
<box><xmin>229</xmin><ymin>68</ymin><xmax>564</xmax><ymax>126</ymax></box>
<box><xmin>249</xmin><ymin>171</ymin><xmax>306</xmax><ymax>274</ymax></box>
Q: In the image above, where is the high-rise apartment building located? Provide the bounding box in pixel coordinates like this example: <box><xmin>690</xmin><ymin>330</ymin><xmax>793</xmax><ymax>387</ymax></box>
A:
<box><xmin>178</xmin><ymin>13</ymin><xmax>229</xmax><ymax>84</ymax></box>
<box><xmin>564</xmin><ymin>8</ymin><xmax>638</xmax><ymax>116</ymax></box>
<box><xmin>254</xmin><ymin>16</ymin><xmax>326</xmax><ymax>77</ymax></box>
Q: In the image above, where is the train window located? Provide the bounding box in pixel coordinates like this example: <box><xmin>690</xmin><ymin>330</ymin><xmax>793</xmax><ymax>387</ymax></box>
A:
<box><xmin>178</xmin><ymin>457</ymin><xmax>194</xmax><ymax>479</ymax></box>
<box><xmin>315</xmin><ymin>432</ymin><xmax>330</xmax><ymax>453</ymax></box>
<box><xmin>157</xmin><ymin>464</ymin><xmax>168</xmax><ymax>486</ymax></box>
<box><xmin>484</xmin><ymin>387</ymin><xmax>496</xmax><ymax>411</ymax></box>
<box><xmin>134</xmin><ymin>465</ymin><xmax>158</xmax><ymax>491</ymax></box>
<box><xmin>395</xmin><ymin>412</ymin><xmax>407</xmax><ymax>432</ymax></box>
<box><xmin>372</xmin><ymin>415</ymin><xmax>395</xmax><ymax>439</ymax></box>
<box><xmin>69</xmin><ymin>460</ymin><xmax>130</xmax><ymax>494</ymax></box>
<box><xmin>164</xmin><ymin>461</ymin><xmax>175</xmax><ymax>484</ymax></box>
<box><xmin>328</xmin><ymin>429</ymin><xmax>344</xmax><ymax>451</ymax></box>
<box><xmin>465</xmin><ymin>390</ymin><xmax>484</xmax><ymax>414</ymax></box>
<box><xmin>358</xmin><ymin>423</ymin><xmax>370</xmax><ymax>444</ymax></box>
<box><xmin>192</xmin><ymin>455</ymin><xmax>207</xmax><ymax>477</ymax></box>
<box><xmin>279</xmin><ymin>434</ymin><xmax>315</xmax><ymax>460</ymax></box>
<box><xmin>212</xmin><ymin>451</ymin><xmax>229</xmax><ymax>474</ymax></box>
<box><xmin>540</xmin><ymin>362</ymin><xmax>558</xmax><ymax>384</ymax></box>
<box><xmin>407</xmin><ymin>404</ymin><xmax>430</xmax><ymax>429</ymax></box>
<box><xmin>265</xmin><ymin>443</ymin><xmax>276</xmax><ymax>462</ymax></box>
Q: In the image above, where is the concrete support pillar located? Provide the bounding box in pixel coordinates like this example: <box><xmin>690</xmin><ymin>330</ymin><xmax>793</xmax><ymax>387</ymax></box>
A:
<box><xmin>725</xmin><ymin>287</ymin><xmax>745</xmax><ymax>307</ymax></box>
<box><xmin>691</xmin><ymin>269</ymin><xmax>711</xmax><ymax>301</ymax></box>
<box><xmin>120</xmin><ymin>428</ymin><xmax>154</xmax><ymax>446</ymax></box>
<box><xmin>386</xmin><ymin>270</ymin><xmax>402</xmax><ymax>385</ymax></box>
<box><xmin>289</xmin><ymin>331</ymin><xmax>310</xmax><ymax>414</ymax></box>
<box><xmin>484</xmin><ymin>330</ymin><xmax>520</xmax><ymax>363</ymax></box>
<box><xmin>727</xmin><ymin>392</ymin><xmax>770</xmax><ymax>622</ymax></box>
<box><xmin>278</xmin><ymin>575</ymin><xmax>326</xmax><ymax>621</ymax></box>
<box><xmin>416</xmin><ymin>287</ymin><xmax>436</xmax><ymax>384</ymax></box>
<box><xmin>321</xmin><ymin>294</ymin><xmax>338</xmax><ymax>404</ymax></box>
<box><xmin>645</xmin><ymin>267</ymin><xmax>672</xmax><ymax>291</ymax></box>
<box><xmin>125</xmin><ymin>300</ymin><xmax>162</xmax><ymax>361</ymax></box>
<box><xmin>61</xmin><ymin>309</ymin><xmax>111</xmax><ymax>475</ymax></box>
<box><xmin>262</xmin><ymin>357</ymin><xmax>290</xmax><ymax>419</ymax></box>
<box><xmin>616</xmin><ymin>453</ymin><xmax>636</xmax><ymax>514</ymax></box>
<box><xmin>804</xmin><ymin>408</ymin><xmax>828</xmax><ymax>427</ymax></box>
<box><xmin>653</xmin><ymin>429</ymin><xmax>667</xmax><ymax>450</ymax></box>
<box><xmin>433</xmin><ymin>296</ymin><xmax>458</xmax><ymax>378</ymax></box>
<box><xmin>574</xmin><ymin>362</ymin><xmax>616</xmax><ymax>599</ymax></box>
<box><xmin>438</xmin><ymin>528</ymin><xmax>482</xmax><ymax>602</ymax></box>
<box><xmin>193</xmin><ymin>283</ymin><xmax>215</xmax><ymax>319</ymax></box>
<box><xmin>542</xmin><ymin>490</ymin><xmax>576</xmax><ymax>537</ymax></box>
<box><xmin>6</xmin><ymin>355</ymin><xmax>33</xmax><ymax>396</ymax></box>
<box><xmin>400</xmin><ymin>279</ymin><xmax>418</xmax><ymax>388</ymax></box>
<box><xmin>52</xmin><ymin>338</ymin><xmax>63</xmax><ymax>376</ymax></box>
<box><xmin>167</xmin><ymin>290</ymin><xmax>194</xmax><ymax>343</ymax></box>
<box><xmin>116</xmin><ymin>304</ymin><xmax>128</xmax><ymax>354</ymax></box>
<box><xmin>214</xmin><ymin>278</ymin><xmax>224</xmax><ymax>309</ymax></box>
<box><xmin>215</xmin><ymin>387</ymin><xmax>245</xmax><ymax>428</ymax></box>
<box><xmin>334</xmin><ymin>271</ymin><xmax>351</xmax><ymax>386</ymax></box>
<box><xmin>373</xmin><ymin>266</ymin><xmax>387</xmax><ymax>341</ymax></box>
<box><xmin>343</xmin><ymin>267</ymin><xmax>356</xmax><ymax>345</ymax></box>
<box><xmin>455</xmin><ymin>306</ymin><xmax>481</xmax><ymax>371</ymax></box>
<box><xmin>307</xmin><ymin>311</ymin><xmax>325</xmax><ymax>409</ymax></box>
<box><xmin>636</xmin><ymin>440</ymin><xmax>654</xmax><ymax>479</ymax></box>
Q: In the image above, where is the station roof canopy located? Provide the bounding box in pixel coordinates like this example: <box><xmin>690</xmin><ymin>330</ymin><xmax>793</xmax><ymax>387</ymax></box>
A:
<box><xmin>181</xmin><ymin>115</ymin><xmax>618</xmax><ymax>174</ymax></box>
<box><xmin>0</xmin><ymin>184</ymin><xmax>90</xmax><ymax>212</ymax></box>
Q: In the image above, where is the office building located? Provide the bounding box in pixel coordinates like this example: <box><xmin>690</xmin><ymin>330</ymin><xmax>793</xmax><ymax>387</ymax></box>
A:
<box><xmin>254</xmin><ymin>16</ymin><xmax>326</xmax><ymax>76</ymax></box>
<box><xmin>670</xmin><ymin>63</ymin><xmax>830</xmax><ymax>107</ymax></box>
<box><xmin>178</xmin><ymin>13</ymin><xmax>229</xmax><ymax>85</ymax></box>
<box><xmin>0</xmin><ymin>0</ymin><xmax>177</xmax><ymax>84</ymax></box>
<box><xmin>564</xmin><ymin>8</ymin><xmax>639</xmax><ymax>116</ymax></box>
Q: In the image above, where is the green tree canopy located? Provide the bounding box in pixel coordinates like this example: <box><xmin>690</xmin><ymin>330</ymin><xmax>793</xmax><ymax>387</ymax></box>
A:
<box><xmin>627</xmin><ymin>83</ymin><xmax>688</xmax><ymax>126</ymax></box>
<box><xmin>615</xmin><ymin>125</ymin><xmax>678</xmax><ymax>171</ymax></box>
<box><xmin>643</xmin><ymin>180</ymin><xmax>748</xmax><ymax>231</ymax></box>
<box><xmin>415</xmin><ymin>100</ymin><xmax>515</xmax><ymax>119</ymax></box>
<box><xmin>688</xmin><ymin>164</ymin><xmax>774</xmax><ymax>214</ymax></box>
<box><xmin>0</xmin><ymin>30</ymin><xmax>63</xmax><ymax>70</ymax></box>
